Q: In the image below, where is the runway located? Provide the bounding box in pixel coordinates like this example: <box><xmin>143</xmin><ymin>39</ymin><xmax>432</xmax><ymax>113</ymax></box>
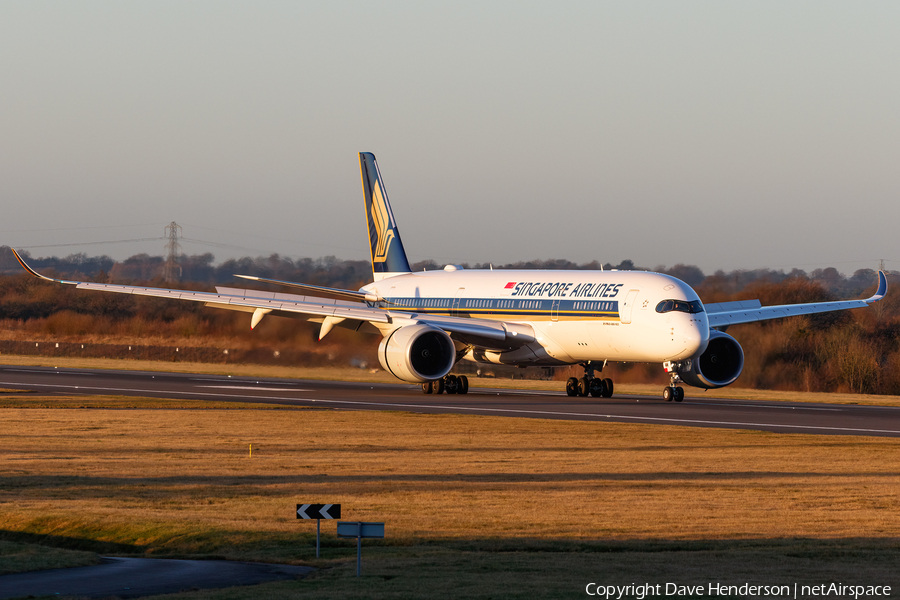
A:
<box><xmin>2</xmin><ymin>364</ymin><xmax>900</xmax><ymax>437</ymax></box>
<box><xmin>0</xmin><ymin>557</ymin><xmax>312</xmax><ymax>600</ymax></box>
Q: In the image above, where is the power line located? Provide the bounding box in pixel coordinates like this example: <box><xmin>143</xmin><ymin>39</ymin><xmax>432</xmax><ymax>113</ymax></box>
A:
<box><xmin>17</xmin><ymin>237</ymin><xmax>165</xmax><ymax>249</ymax></box>
<box><xmin>179</xmin><ymin>222</ymin><xmax>368</xmax><ymax>255</ymax></box>
<box><xmin>0</xmin><ymin>223</ymin><xmax>161</xmax><ymax>234</ymax></box>
<box><xmin>180</xmin><ymin>237</ymin><xmax>282</xmax><ymax>256</ymax></box>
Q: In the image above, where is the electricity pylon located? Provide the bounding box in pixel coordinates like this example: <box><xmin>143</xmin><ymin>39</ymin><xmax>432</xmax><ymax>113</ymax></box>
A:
<box><xmin>164</xmin><ymin>221</ymin><xmax>182</xmax><ymax>283</ymax></box>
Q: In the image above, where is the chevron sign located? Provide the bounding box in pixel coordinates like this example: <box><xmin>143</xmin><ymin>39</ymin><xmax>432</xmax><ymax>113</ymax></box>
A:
<box><xmin>297</xmin><ymin>503</ymin><xmax>341</xmax><ymax>520</ymax></box>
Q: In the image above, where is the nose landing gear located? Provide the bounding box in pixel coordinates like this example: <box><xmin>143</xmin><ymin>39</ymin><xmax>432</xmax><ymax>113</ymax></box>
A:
<box><xmin>662</xmin><ymin>361</ymin><xmax>685</xmax><ymax>402</ymax></box>
<box><xmin>566</xmin><ymin>361</ymin><xmax>614</xmax><ymax>398</ymax></box>
<box><xmin>662</xmin><ymin>385</ymin><xmax>684</xmax><ymax>402</ymax></box>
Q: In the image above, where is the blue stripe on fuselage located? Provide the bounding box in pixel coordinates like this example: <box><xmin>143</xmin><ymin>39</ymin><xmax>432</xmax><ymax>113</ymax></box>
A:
<box><xmin>379</xmin><ymin>297</ymin><xmax>620</xmax><ymax>320</ymax></box>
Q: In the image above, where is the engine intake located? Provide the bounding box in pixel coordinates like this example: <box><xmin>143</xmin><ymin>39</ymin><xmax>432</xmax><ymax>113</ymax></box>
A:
<box><xmin>378</xmin><ymin>324</ymin><xmax>456</xmax><ymax>383</ymax></box>
<box><xmin>678</xmin><ymin>330</ymin><xmax>744</xmax><ymax>389</ymax></box>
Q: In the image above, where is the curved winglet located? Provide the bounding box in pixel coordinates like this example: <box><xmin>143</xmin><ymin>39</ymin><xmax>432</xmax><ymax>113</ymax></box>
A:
<box><xmin>11</xmin><ymin>249</ymin><xmax>72</xmax><ymax>284</ymax></box>
<box><xmin>866</xmin><ymin>270</ymin><xmax>888</xmax><ymax>304</ymax></box>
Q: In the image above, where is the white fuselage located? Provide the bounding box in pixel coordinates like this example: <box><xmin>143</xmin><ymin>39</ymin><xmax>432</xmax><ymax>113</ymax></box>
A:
<box><xmin>361</xmin><ymin>268</ymin><xmax>710</xmax><ymax>367</ymax></box>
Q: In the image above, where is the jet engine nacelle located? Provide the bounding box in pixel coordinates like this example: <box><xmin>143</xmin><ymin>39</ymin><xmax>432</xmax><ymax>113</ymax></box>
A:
<box><xmin>678</xmin><ymin>330</ymin><xmax>744</xmax><ymax>390</ymax></box>
<box><xmin>378</xmin><ymin>324</ymin><xmax>456</xmax><ymax>383</ymax></box>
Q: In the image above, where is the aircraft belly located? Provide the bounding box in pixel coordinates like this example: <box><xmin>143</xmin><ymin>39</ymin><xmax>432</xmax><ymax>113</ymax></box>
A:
<box><xmin>587</xmin><ymin>320</ymin><xmax>625</xmax><ymax>358</ymax></box>
<box><xmin>512</xmin><ymin>322</ymin><xmax>575</xmax><ymax>363</ymax></box>
<box><xmin>587</xmin><ymin>320</ymin><xmax>666</xmax><ymax>362</ymax></box>
<box><xmin>539</xmin><ymin>320</ymin><xmax>599</xmax><ymax>362</ymax></box>
<box><xmin>464</xmin><ymin>344</ymin><xmax>568</xmax><ymax>367</ymax></box>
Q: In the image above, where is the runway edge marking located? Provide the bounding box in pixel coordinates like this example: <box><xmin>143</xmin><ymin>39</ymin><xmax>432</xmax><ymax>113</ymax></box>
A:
<box><xmin>2</xmin><ymin>379</ymin><xmax>900</xmax><ymax>436</ymax></box>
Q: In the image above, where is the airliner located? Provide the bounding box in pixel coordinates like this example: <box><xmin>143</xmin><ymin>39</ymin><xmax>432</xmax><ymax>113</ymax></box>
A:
<box><xmin>13</xmin><ymin>152</ymin><xmax>887</xmax><ymax>401</ymax></box>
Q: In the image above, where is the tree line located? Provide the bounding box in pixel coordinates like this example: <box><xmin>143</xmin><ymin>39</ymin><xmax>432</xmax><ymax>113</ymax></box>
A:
<box><xmin>1</xmin><ymin>246</ymin><xmax>897</xmax><ymax>395</ymax></box>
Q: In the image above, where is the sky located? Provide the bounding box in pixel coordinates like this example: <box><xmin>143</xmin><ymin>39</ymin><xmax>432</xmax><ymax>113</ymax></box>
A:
<box><xmin>1</xmin><ymin>2</ymin><xmax>898</xmax><ymax>275</ymax></box>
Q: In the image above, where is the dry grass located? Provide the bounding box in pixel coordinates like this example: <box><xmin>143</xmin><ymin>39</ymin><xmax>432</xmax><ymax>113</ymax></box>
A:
<box><xmin>2</xmin><ymin>404</ymin><xmax>899</xmax><ymax>547</ymax></box>
<box><xmin>3</xmin><ymin>353</ymin><xmax>900</xmax><ymax>406</ymax></box>
<box><xmin>2</xmin><ymin>398</ymin><xmax>899</xmax><ymax>597</ymax></box>
<box><xmin>0</xmin><ymin>540</ymin><xmax>99</xmax><ymax>575</ymax></box>
<box><xmin>136</xmin><ymin>543</ymin><xmax>900</xmax><ymax>600</ymax></box>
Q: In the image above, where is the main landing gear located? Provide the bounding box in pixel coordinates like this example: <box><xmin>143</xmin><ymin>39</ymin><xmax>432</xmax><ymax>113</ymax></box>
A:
<box><xmin>662</xmin><ymin>361</ymin><xmax>685</xmax><ymax>402</ymax></box>
<box><xmin>566</xmin><ymin>361</ymin><xmax>613</xmax><ymax>398</ymax></box>
<box><xmin>422</xmin><ymin>374</ymin><xmax>469</xmax><ymax>395</ymax></box>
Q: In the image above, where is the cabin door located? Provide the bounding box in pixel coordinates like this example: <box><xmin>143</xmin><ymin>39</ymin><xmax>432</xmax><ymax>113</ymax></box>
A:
<box><xmin>619</xmin><ymin>289</ymin><xmax>640</xmax><ymax>324</ymax></box>
<box><xmin>452</xmin><ymin>288</ymin><xmax>465</xmax><ymax>316</ymax></box>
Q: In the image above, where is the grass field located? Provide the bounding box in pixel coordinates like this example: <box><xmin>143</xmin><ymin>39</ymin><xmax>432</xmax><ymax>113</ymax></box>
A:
<box><xmin>1</xmin><ymin>389</ymin><xmax>899</xmax><ymax>599</ymax></box>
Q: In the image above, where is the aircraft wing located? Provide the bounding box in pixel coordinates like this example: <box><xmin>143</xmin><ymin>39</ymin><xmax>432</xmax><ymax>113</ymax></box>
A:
<box><xmin>705</xmin><ymin>271</ymin><xmax>887</xmax><ymax>329</ymax></box>
<box><xmin>12</xmin><ymin>249</ymin><xmax>534</xmax><ymax>349</ymax></box>
<box><xmin>13</xmin><ymin>252</ymin><xmax>388</xmax><ymax>324</ymax></box>
<box><xmin>232</xmin><ymin>274</ymin><xmax>382</xmax><ymax>303</ymax></box>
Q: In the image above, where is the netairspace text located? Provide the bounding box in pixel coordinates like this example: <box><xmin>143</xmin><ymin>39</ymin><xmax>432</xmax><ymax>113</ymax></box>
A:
<box><xmin>584</xmin><ymin>582</ymin><xmax>892</xmax><ymax>599</ymax></box>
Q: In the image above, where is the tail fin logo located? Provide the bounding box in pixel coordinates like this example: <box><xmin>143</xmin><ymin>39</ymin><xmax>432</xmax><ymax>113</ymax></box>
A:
<box><xmin>370</xmin><ymin>180</ymin><xmax>395</xmax><ymax>263</ymax></box>
<box><xmin>360</xmin><ymin>152</ymin><xmax>411</xmax><ymax>278</ymax></box>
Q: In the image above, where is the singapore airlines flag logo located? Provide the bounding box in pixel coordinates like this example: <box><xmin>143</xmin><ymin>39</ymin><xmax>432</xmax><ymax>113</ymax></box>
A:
<box><xmin>371</xmin><ymin>180</ymin><xmax>395</xmax><ymax>263</ymax></box>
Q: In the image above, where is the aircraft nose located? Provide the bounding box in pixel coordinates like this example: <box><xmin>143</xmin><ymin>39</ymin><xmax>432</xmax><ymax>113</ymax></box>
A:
<box><xmin>683</xmin><ymin>316</ymin><xmax>709</xmax><ymax>357</ymax></box>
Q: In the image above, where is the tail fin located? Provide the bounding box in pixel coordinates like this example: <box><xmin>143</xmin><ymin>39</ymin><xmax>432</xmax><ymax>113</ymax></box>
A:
<box><xmin>359</xmin><ymin>152</ymin><xmax>412</xmax><ymax>280</ymax></box>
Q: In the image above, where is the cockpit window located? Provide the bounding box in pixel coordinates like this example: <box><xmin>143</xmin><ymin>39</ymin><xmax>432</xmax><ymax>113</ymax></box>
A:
<box><xmin>655</xmin><ymin>299</ymin><xmax>704</xmax><ymax>314</ymax></box>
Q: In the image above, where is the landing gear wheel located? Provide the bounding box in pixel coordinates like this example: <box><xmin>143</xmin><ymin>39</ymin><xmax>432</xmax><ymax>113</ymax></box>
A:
<box><xmin>566</xmin><ymin>377</ymin><xmax>578</xmax><ymax>397</ymax></box>
<box><xmin>458</xmin><ymin>375</ymin><xmax>469</xmax><ymax>395</ymax></box>
<box><xmin>602</xmin><ymin>378</ymin><xmax>614</xmax><ymax>398</ymax></box>
<box><xmin>444</xmin><ymin>375</ymin><xmax>459</xmax><ymax>394</ymax></box>
<box><xmin>434</xmin><ymin>377</ymin><xmax>445</xmax><ymax>395</ymax></box>
<box><xmin>589</xmin><ymin>378</ymin><xmax>604</xmax><ymax>398</ymax></box>
<box><xmin>423</xmin><ymin>381</ymin><xmax>434</xmax><ymax>394</ymax></box>
<box><xmin>674</xmin><ymin>387</ymin><xmax>684</xmax><ymax>402</ymax></box>
<box><xmin>578</xmin><ymin>377</ymin><xmax>590</xmax><ymax>397</ymax></box>
<box><xmin>663</xmin><ymin>386</ymin><xmax>674</xmax><ymax>402</ymax></box>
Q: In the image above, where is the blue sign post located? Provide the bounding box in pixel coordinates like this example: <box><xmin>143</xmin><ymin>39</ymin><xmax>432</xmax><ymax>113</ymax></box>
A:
<box><xmin>337</xmin><ymin>522</ymin><xmax>385</xmax><ymax>576</ymax></box>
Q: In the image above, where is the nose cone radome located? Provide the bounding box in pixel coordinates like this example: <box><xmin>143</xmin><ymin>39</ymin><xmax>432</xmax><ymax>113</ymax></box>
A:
<box><xmin>684</xmin><ymin>314</ymin><xmax>710</xmax><ymax>357</ymax></box>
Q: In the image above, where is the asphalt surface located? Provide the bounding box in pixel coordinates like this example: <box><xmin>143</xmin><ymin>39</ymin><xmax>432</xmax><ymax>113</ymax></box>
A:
<box><xmin>2</xmin><ymin>364</ymin><xmax>900</xmax><ymax>437</ymax></box>
<box><xmin>0</xmin><ymin>557</ymin><xmax>311</xmax><ymax>599</ymax></box>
